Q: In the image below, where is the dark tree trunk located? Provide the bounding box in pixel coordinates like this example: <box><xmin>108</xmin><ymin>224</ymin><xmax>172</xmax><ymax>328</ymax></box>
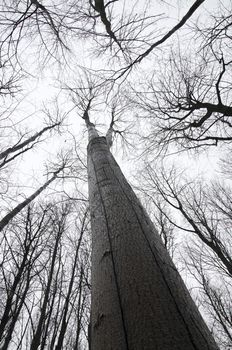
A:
<box><xmin>88</xmin><ymin>136</ymin><xmax>219</xmax><ymax>350</ymax></box>
<box><xmin>1</xmin><ymin>272</ymin><xmax>31</xmax><ymax>350</ymax></box>
<box><xmin>30</xmin><ymin>224</ymin><xmax>63</xmax><ymax>350</ymax></box>
<box><xmin>0</xmin><ymin>169</ymin><xmax>62</xmax><ymax>232</ymax></box>
<box><xmin>0</xmin><ymin>246</ymin><xmax>30</xmax><ymax>341</ymax></box>
<box><xmin>55</xmin><ymin>225</ymin><xmax>85</xmax><ymax>350</ymax></box>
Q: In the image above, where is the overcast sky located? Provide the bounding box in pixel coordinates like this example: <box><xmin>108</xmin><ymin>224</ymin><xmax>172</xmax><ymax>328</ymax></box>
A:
<box><xmin>1</xmin><ymin>0</ymin><xmax>230</xmax><ymax>202</ymax></box>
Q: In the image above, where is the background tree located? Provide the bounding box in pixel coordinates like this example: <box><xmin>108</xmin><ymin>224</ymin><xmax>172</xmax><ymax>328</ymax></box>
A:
<box><xmin>0</xmin><ymin>201</ymin><xmax>91</xmax><ymax>349</ymax></box>
<box><xmin>137</xmin><ymin>164</ymin><xmax>232</xmax><ymax>348</ymax></box>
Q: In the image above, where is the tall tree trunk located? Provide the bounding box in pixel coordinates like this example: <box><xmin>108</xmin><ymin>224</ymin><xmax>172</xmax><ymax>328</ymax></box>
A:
<box><xmin>1</xmin><ymin>272</ymin><xmax>31</xmax><ymax>350</ymax></box>
<box><xmin>87</xmin><ymin>136</ymin><xmax>219</xmax><ymax>350</ymax></box>
<box><xmin>40</xmin><ymin>256</ymin><xmax>63</xmax><ymax>350</ymax></box>
<box><xmin>55</xmin><ymin>222</ymin><xmax>85</xmax><ymax>350</ymax></box>
<box><xmin>0</xmin><ymin>168</ymin><xmax>62</xmax><ymax>232</ymax></box>
<box><xmin>73</xmin><ymin>266</ymin><xmax>84</xmax><ymax>350</ymax></box>
<box><xmin>30</xmin><ymin>222</ymin><xmax>63</xmax><ymax>350</ymax></box>
<box><xmin>0</xmin><ymin>122</ymin><xmax>60</xmax><ymax>168</ymax></box>
<box><xmin>0</xmin><ymin>244</ymin><xmax>30</xmax><ymax>341</ymax></box>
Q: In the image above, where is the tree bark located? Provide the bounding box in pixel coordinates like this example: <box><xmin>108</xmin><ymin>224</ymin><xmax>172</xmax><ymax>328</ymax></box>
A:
<box><xmin>88</xmin><ymin>136</ymin><xmax>219</xmax><ymax>350</ymax></box>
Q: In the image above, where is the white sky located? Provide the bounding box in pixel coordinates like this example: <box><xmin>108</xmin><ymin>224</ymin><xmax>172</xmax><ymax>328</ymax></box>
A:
<box><xmin>0</xmin><ymin>2</ymin><xmax>231</xmax><ymax>344</ymax></box>
<box><xmin>1</xmin><ymin>0</ymin><xmax>230</xmax><ymax>202</ymax></box>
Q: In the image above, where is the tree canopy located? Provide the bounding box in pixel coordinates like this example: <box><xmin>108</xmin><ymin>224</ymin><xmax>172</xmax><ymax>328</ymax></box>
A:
<box><xmin>0</xmin><ymin>0</ymin><xmax>231</xmax><ymax>348</ymax></box>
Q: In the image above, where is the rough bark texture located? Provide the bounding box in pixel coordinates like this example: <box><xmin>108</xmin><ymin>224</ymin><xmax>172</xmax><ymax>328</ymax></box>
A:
<box><xmin>88</xmin><ymin>136</ymin><xmax>219</xmax><ymax>350</ymax></box>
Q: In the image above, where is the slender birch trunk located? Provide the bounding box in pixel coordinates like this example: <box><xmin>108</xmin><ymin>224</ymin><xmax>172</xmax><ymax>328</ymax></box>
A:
<box><xmin>87</xmin><ymin>132</ymin><xmax>219</xmax><ymax>349</ymax></box>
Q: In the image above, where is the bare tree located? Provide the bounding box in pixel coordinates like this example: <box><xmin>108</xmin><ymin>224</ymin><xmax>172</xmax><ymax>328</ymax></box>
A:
<box><xmin>125</xmin><ymin>1</ymin><xmax>232</xmax><ymax>154</ymax></box>
<box><xmin>70</xmin><ymin>82</ymin><xmax>219</xmax><ymax>348</ymax></box>
<box><xmin>141</xmin><ymin>166</ymin><xmax>232</xmax><ymax>276</ymax></box>
<box><xmin>184</xmin><ymin>244</ymin><xmax>232</xmax><ymax>349</ymax></box>
<box><xmin>30</xmin><ymin>204</ymin><xmax>69</xmax><ymax>350</ymax></box>
<box><xmin>0</xmin><ymin>120</ymin><xmax>62</xmax><ymax>170</ymax></box>
<box><xmin>0</xmin><ymin>200</ymin><xmax>91</xmax><ymax>349</ymax></box>
<box><xmin>0</xmin><ymin>203</ymin><xmax>55</xmax><ymax>348</ymax></box>
<box><xmin>54</xmin><ymin>209</ymin><xmax>88</xmax><ymax>350</ymax></box>
<box><xmin>0</xmin><ymin>162</ymin><xmax>66</xmax><ymax>232</ymax></box>
<box><xmin>0</xmin><ymin>0</ymin><xmax>71</xmax><ymax>66</ymax></box>
<box><xmin>129</xmin><ymin>53</ymin><xmax>232</xmax><ymax>153</ymax></box>
<box><xmin>138</xmin><ymin>164</ymin><xmax>232</xmax><ymax>348</ymax></box>
<box><xmin>1</xmin><ymin>2</ymin><xmax>231</xmax><ymax>350</ymax></box>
